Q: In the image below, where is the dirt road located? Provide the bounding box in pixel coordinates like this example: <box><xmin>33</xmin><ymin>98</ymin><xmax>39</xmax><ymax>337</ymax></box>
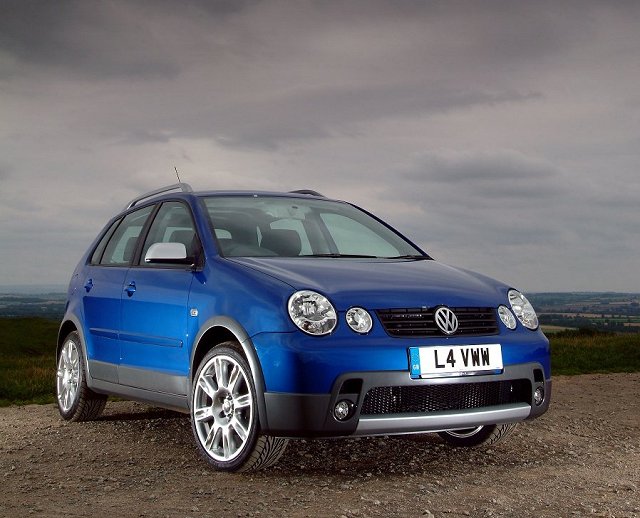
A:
<box><xmin>1</xmin><ymin>373</ymin><xmax>639</xmax><ymax>517</ymax></box>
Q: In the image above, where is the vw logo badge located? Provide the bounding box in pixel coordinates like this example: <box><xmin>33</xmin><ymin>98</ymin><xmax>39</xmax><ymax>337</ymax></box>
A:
<box><xmin>435</xmin><ymin>307</ymin><xmax>459</xmax><ymax>335</ymax></box>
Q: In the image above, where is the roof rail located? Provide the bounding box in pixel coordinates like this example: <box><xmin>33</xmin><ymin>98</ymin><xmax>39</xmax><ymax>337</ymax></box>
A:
<box><xmin>124</xmin><ymin>183</ymin><xmax>193</xmax><ymax>210</ymax></box>
<box><xmin>289</xmin><ymin>189</ymin><xmax>325</xmax><ymax>197</ymax></box>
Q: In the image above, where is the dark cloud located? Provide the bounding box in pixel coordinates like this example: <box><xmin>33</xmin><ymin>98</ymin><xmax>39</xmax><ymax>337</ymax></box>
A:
<box><xmin>102</xmin><ymin>85</ymin><xmax>541</xmax><ymax>151</ymax></box>
<box><xmin>403</xmin><ymin>150</ymin><xmax>563</xmax><ymax>200</ymax></box>
<box><xmin>0</xmin><ymin>0</ymin><xmax>611</xmax><ymax>82</ymax></box>
<box><xmin>0</xmin><ymin>1</ymin><xmax>180</xmax><ymax>79</ymax></box>
<box><xmin>193</xmin><ymin>0</ymin><xmax>263</xmax><ymax>16</ymax></box>
<box><xmin>216</xmin><ymin>88</ymin><xmax>541</xmax><ymax>150</ymax></box>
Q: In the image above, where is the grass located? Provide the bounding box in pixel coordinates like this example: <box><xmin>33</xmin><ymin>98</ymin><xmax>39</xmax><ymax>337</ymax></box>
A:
<box><xmin>1</xmin><ymin>318</ymin><xmax>639</xmax><ymax>406</ymax></box>
<box><xmin>541</xmin><ymin>325</ymin><xmax>576</xmax><ymax>334</ymax></box>
<box><xmin>0</xmin><ymin>318</ymin><xmax>58</xmax><ymax>406</ymax></box>
<box><xmin>550</xmin><ymin>328</ymin><xmax>640</xmax><ymax>375</ymax></box>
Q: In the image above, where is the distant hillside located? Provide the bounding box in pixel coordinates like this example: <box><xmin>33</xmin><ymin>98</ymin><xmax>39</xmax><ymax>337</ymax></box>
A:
<box><xmin>529</xmin><ymin>292</ymin><xmax>640</xmax><ymax>333</ymax></box>
<box><xmin>0</xmin><ymin>293</ymin><xmax>66</xmax><ymax>320</ymax></box>
<box><xmin>0</xmin><ymin>285</ymin><xmax>66</xmax><ymax>295</ymax></box>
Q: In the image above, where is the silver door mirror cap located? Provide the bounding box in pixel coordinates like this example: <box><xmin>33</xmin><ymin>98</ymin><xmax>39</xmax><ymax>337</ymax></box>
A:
<box><xmin>144</xmin><ymin>242</ymin><xmax>188</xmax><ymax>263</ymax></box>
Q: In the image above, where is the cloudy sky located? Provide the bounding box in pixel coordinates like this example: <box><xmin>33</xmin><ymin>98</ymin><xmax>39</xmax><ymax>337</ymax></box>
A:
<box><xmin>1</xmin><ymin>0</ymin><xmax>639</xmax><ymax>292</ymax></box>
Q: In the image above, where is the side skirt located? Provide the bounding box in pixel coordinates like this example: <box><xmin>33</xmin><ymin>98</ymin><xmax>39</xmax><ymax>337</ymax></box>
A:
<box><xmin>87</xmin><ymin>360</ymin><xmax>190</xmax><ymax>413</ymax></box>
<box><xmin>90</xmin><ymin>378</ymin><xmax>190</xmax><ymax>413</ymax></box>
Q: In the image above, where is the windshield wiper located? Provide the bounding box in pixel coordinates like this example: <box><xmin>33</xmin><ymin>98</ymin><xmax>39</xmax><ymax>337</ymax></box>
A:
<box><xmin>299</xmin><ymin>253</ymin><xmax>380</xmax><ymax>258</ymax></box>
<box><xmin>385</xmin><ymin>254</ymin><xmax>430</xmax><ymax>260</ymax></box>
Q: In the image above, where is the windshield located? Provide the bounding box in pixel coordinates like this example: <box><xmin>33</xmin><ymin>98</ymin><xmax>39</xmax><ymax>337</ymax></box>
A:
<box><xmin>202</xmin><ymin>195</ymin><xmax>426</xmax><ymax>259</ymax></box>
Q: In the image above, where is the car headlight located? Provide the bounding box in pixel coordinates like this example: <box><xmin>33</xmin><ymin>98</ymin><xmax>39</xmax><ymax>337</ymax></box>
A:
<box><xmin>288</xmin><ymin>290</ymin><xmax>337</xmax><ymax>336</ymax></box>
<box><xmin>508</xmin><ymin>289</ymin><xmax>539</xmax><ymax>330</ymax></box>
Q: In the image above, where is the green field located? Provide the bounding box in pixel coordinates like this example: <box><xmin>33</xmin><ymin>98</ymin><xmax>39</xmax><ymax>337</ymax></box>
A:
<box><xmin>1</xmin><ymin>318</ymin><xmax>639</xmax><ymax>406</ymax></box>
<box><xmin>0</xmin><ymin>318</ymin><xmax>59</xmax><ymax>406</ymax></box>
<box><xmin>549</xmin><ymin>328</ymin><xmax>640</xmax><ymax>375</ymax></box>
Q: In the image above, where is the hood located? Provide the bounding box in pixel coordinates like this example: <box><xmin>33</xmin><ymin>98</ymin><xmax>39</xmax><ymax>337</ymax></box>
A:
<box><xmin>228</xmin><ymin>257</ymin><xmax>508</xmax><ymax>310</ymax></box>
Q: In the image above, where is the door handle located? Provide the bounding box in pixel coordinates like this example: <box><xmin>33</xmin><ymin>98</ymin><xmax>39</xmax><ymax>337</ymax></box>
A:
<box><xmin>124</xmin><ymin>281</ymin><xmax>136</xmax><ymax>297</ymax></box>
<box><xmin>84</xmin><ymin>279</ymin><xmax>94</xmax><ymax>292</ymax></box>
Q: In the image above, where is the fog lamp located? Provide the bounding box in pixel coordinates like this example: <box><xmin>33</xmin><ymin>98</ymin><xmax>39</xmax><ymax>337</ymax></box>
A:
<box><xmin>334</xmin><ymin>400</ymin><xmax>353</xmax><ymax>421</ymax></box>
<box><xmin>498</xmin><ymin>305</ymin><xmax>517</xmax><ymax>330</ymax></box>
<box><xmin>534</xmin><ymin>387</ymin><xmax>545</xmax><ymax>406</ymax></box>
<box><xmin>346</xmin><ymin>307</ymin><xmax>373</xmax><ymax>334</ymax></box>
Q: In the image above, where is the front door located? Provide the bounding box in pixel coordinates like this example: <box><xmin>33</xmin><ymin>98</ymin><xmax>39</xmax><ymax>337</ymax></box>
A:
<box><xmin>118</xmin><ymin>201</ymin><xmax>201</xmax><ymax>395</ymax></box>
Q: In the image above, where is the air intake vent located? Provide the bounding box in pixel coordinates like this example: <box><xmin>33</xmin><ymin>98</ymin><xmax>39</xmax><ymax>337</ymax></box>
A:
<box><xmin>361</xmin><ymin>380</ymin><xmax>531</xmax><ymax>415</ymax></box>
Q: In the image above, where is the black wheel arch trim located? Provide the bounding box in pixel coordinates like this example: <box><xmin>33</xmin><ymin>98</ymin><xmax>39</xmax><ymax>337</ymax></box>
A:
<box><xmin>190</xmin><ymin>316</ymin><xmax>269</xmax><ymax>432</ymax></box>
<box><xmin>58</xmin><ymin>315</ymin><xmax>95</xmax><ymax>388</ymax></box>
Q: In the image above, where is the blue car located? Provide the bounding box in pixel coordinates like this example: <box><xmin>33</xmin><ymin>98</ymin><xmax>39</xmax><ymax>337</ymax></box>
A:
<box><xmin>56</xmin><ymin>183</ymin><xmax>550</xmax><ymax>472</ymax></box>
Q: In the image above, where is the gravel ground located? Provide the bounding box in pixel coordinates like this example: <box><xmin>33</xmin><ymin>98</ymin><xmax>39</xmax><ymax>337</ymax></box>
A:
<box><xmin>1</xmin><ymin>373</ymin><xmax>639</xmax><ymax>518</ymax></box>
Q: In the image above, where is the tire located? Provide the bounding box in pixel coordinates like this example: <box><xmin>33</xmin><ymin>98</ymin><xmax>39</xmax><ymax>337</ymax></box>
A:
<box><xmin>56</xmin><ymin>331</ymin><xmax>107</xmax><ymax>421</ymax></box>
<box><xmin>437</xmin><ymin>423</ymin><xmax>517</xmax><ymax>448</ymax></box>
<box><xmin>190</xmin><ymin>343</ymin><xmax>288</xmax><ymax>472</ymax></box>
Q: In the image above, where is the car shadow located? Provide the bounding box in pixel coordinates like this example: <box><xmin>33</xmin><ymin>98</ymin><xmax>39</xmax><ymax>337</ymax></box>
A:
<box><xmin>97</xmin><ymin>406</ymin><xmax>186</xmax><ymax>422</ymax></box>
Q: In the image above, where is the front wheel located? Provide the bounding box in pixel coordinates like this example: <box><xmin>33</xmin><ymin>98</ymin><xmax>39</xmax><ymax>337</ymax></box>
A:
<box><xmin>190</xmin><ymin>344</ymin><xmax>288</xmax><ymax>472</ymax></box>
<box><xmin>437</xmin><ymin>423</ymin><xmax>517</xmax><ymax>448</ymax></box>
<box><xmin>56</xmin><ymin>331</ymin><xmax>106</xmax><ymax>421</ymax></box>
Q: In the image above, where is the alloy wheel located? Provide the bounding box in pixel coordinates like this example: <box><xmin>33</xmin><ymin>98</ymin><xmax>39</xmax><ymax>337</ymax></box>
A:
<box><xmin>56</xmin><ymin>338</ymin><xmax>80</xmax><ymax>412</ymax></box>
<box><xmin>192</xmin><ymin>353</ymin><xmax>254</xmax><ymax>462</ymax></box>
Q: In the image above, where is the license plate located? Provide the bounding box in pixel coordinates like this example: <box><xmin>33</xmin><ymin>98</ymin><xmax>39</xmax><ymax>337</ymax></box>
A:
<box><xmin>409</xmin><ymin>344</ymin><xmax>503</xmax><ymax>378</ymax></box>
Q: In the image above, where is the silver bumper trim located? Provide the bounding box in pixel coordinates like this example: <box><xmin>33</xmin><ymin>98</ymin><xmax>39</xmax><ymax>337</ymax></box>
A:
<box><xmin>354</xmin><ymin>403</ymin><xmax>531</xmax><ymax>436</ymax></box>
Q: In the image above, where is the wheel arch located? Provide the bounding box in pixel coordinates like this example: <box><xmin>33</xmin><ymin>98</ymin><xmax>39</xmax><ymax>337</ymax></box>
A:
<box><xmin>190</xmin><ymin>316</ymin><xmax>269</xmax><ymax>432</ymax></box>
<box><xmin>58</xmin><ymin>320</ymin><xmax>78</xmax><ymax>352</ymax></box>
<box><xmin>57</xmin><ymin>315</ymin><xmax>107</xmax><ymax>399</ymax></box>
<box><xmin>57</xmin><ymin>317</ymin><xmax>91</xmax><ymax>381</ymax></box>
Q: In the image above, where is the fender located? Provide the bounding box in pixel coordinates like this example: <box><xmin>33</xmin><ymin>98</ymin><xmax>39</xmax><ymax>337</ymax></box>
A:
<box><xmin>58</xmin><ymin>314</ymin><xmax>96</xmax><ymax>388</ymax></box>
<box><xmin>190</xmin><ymin>316</ymin><xmax>269</xmax><ymax>432</ymax></box>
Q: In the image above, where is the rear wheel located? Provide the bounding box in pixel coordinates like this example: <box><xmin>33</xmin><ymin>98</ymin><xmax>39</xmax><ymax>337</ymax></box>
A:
<box><xmin>56</xmin><ymin>331</ymin><xmax>106</xmax><ymax>421</ymax></box>
<box><xmin>437</xmin><ymin>423</ymin><xmax>517</xmax><ymax>448</ymax></box>
<box><xmin>190</xmin><ymin>344</ymin><xmax>288</xmax><ymax>472</ymax></box>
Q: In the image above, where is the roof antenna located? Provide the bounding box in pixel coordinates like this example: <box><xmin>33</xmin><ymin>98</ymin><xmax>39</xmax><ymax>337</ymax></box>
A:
<box><xmin>174</xmin><ymin>166</ymin><xmax>182</xmax><ymax>183</ymax></box>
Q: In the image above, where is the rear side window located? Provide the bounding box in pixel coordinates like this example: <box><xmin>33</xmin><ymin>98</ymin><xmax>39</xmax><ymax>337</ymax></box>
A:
<box><xmin>99</xmin><ymin>206</ymin><xmax>153</xmax><ymax>266</ymax></box>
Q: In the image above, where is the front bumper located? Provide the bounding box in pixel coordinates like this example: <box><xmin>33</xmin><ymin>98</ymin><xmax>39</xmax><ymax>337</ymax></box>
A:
<box><xmin>262</xmin><ymin>362</ymin><xmax>550</xmax><ymax>437</ymax></box>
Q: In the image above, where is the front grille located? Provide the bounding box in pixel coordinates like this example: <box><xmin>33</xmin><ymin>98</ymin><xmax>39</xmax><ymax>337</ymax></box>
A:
<box><xmin>360</xmin><ymin>380</ymin><xmax>531</xmax><ymax>415</ymax></box>
<box><xmin>376</xmin><ymin>307</ymin><xmax>499</xmax><ymax>337</ymax></box>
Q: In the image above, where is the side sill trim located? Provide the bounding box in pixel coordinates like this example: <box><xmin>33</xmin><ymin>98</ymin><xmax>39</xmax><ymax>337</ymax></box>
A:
<box><xmin>118</xmin><ymin>365</ymin><xmax>188</xmax><ymax>395</ymax></box>
<box><xmin>90</xmin><ymin>379</ymin><xmax>189</xmax><ymax>413</ymax></box>
<box><xmin>354</xmin><ymin>403</ymin><xmax>531</xmax><ymax>436</ymax></box>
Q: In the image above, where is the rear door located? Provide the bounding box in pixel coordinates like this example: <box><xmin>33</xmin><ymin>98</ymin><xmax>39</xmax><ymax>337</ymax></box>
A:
<box><xmin>82</xmin><ymin>205</ymin><xmax>154</xmax><ymax>382</ymax></box>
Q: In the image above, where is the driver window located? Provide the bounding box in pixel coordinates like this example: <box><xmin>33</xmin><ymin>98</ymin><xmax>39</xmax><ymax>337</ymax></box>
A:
<box><xmin>140</xmin><ymin>202</ymin><xmax>201</xmax><ymax>266</ymax></box>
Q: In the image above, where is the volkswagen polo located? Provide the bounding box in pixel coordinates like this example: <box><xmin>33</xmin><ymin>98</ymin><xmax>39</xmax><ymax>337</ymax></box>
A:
<box><xmin>56</xmin><ymin>183</ymin><xmax>551</xmax><ymax>472</ymax></box>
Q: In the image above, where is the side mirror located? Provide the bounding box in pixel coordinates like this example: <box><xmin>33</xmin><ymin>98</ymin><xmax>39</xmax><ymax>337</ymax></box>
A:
<box><xmin>144</xmin><ymin>242</ymin><xmax>190</xmax><ymax>264</ymax></box>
